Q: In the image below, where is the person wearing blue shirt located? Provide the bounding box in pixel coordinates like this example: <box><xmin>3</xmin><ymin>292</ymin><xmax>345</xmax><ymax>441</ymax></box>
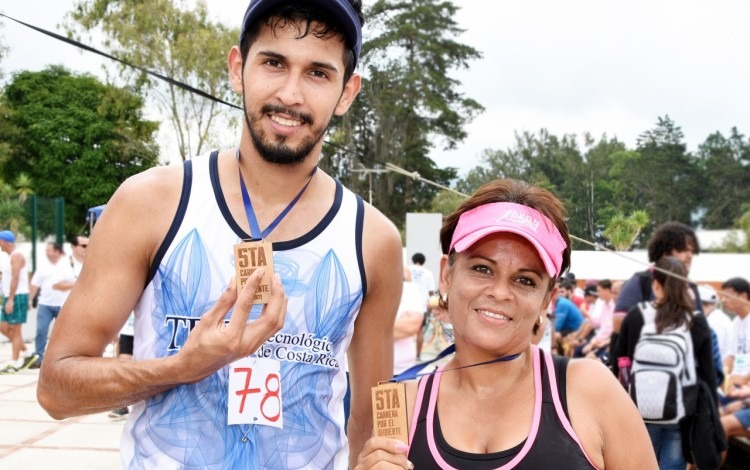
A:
<box><xmin>554</xmin><ymin>294</ymin><xmax>584</xmax><ymax>336</ymax></box>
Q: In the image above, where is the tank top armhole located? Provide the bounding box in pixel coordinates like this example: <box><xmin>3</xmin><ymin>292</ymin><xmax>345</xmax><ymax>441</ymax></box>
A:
<box><xmin>354</xmin><ymin>194</ymin><xmax>366</xmax><ymax>298</ymax></box>
<box><xmin>543</xmin><ymin>351</ymin><xmax>602</xmax><ymax>470</ymax></box>
<box><xmin>145</xmin><ymin>156</ymin><xmax>194</xmax><ymax>286</ymax></box>
<box><xmin>409</xmin><ymin>375</ymin><xmax>431</xmax><ymax>445</ymax></box>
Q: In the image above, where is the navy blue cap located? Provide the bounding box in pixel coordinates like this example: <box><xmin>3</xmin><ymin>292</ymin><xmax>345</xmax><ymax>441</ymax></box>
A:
<box><xmin>239</xmin><ymin>0</ymin><xmax>362</xmax><ymax>68</ymax></box>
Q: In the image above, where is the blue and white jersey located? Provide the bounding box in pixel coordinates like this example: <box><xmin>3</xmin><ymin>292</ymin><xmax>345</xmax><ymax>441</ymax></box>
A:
<box><xmin>121</xmin><ymin>151</ymin><xmax>366</xmax><ymax>469</ymax></box>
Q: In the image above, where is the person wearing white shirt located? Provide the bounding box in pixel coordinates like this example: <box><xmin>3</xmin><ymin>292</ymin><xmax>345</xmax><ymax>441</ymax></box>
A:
<box><xmin>720</xmin><ymin>277</ymin><xmax>750</xmax><ymax>377</ymax></box>
<box><xmin>68</xmin><ymin>234</ymin><xmax>89</xmax><ymax>278</ymax></box>
<box><xmin>28</xmin><ymin>242</ymin><xmax>76</xmax><ymax>368</ymax></box>
<box><xmin>393</xmin><ymin>268</ymin><xmax>426</xmax><ymax>374</ymax></box>
<box><xmin>407</xmin><ymin>252</ymin><xmax>436</xmax><ymax>359</ymax></box>
<box><xmin>699</xmin><ymin>284</ymin><xmax>733</xmax><ymax>362</ymax></box>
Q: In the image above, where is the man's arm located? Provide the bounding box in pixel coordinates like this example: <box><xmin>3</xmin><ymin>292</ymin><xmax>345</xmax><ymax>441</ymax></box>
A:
<box><xmin>347</xmin><ymin>205</ymin><xmax>403</xmax><ymax>468</ymax></box>
<box><xmin>37</xmin><ymin>166</ymin><xmax>287</xmax><ymax>419</ymax></box>
<box><xmin>52</xmin><ymin>281</ymin><xmax>75</xmax><ymax>292</ymax></box>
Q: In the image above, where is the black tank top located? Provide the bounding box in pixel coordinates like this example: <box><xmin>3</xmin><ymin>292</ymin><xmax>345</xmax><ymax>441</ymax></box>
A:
<box><xmin>407</xmin><ymin>347</ymin><xmax>598</xmax><ymax>469</ymax></box>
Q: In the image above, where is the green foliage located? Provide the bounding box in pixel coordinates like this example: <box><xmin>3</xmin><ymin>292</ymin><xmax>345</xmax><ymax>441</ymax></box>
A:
<box><xmin>429</xmin><ymin>189</ymin><xmax>466</xmax><ymax>218</ymax></box>
<box><xmin>453</xmin><ymin>116</ymin><xmax>750</xmax><ymax>250</ymax></box>
<box><xmin>603</xmin><ymin>210</ymin><xmax>650</xmax><ymax>251</ymax></box>
<box><xmin>695</xmin><ymin>128</ymin><xmax>750</xmax><ymax>229</ymax></box>
<box><xmin>323</xmin><ymin>0</ymin><xmax>482</xmax><ymax>228</ymax></box>
<box><xmin>0</xmin><ymin>177</ymin><xmax>26</xmax><ymax>234</ymax></box>
<box><xmin>67</xmin><ymin>0</ymin><xmax>240</xmax><ymax>161</ymax></box>
<box><xmin>0</xmin><ymin>65</ymin><xmax>159</xmax><ymax>235</ymax></box>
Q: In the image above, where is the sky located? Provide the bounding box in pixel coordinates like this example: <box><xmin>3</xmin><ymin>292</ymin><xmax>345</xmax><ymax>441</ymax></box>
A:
<box><xmin>1</xmin><ymin>0</ymin><xmax>749</xmax><ymax>175</ymax></box>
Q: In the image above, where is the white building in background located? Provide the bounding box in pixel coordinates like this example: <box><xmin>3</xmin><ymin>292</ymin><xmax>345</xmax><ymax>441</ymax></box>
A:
<box><xmin>567</xmin><ymin>250</ymin><xmax>750</xmax><ymax>286</ymax></box>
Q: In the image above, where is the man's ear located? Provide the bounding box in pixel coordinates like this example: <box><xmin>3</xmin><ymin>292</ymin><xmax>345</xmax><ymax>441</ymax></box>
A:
<box><xmin>228</xmin><ymin>46</ymin><xmax>244</xmax><ymax>94</ymax></box>
<box><xmin>334</xmin><ymin>73</ymin><xmax>362</xmax><ymax>116</ymax></box>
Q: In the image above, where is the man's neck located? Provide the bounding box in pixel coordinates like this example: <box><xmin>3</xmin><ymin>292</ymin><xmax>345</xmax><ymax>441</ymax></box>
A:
<box><xmin>237</xmin><ymin>144</ymin><xmax>321</xmax><ymax>202</ymax></box>
<box><xmin>72</xmin><ymin>253</ymin><xmax>84</xmax><ymax>263</ymax></box>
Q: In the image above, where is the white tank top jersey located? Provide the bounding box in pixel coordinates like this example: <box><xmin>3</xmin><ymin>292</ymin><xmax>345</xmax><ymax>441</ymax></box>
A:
<box><xmin>1</xmin><ymin>249</ymin><xmax>30</xmax><ymax>296</ymax></box>
<box><xmin>121</xmin><ymin>151</ymin><xmax>366</xmax><ymax>470</ymax></box>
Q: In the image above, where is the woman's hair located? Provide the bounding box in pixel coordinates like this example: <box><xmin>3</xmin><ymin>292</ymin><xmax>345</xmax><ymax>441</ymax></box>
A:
<box><xmin>651</xmin><ymin>256</ymin><xmax>694</xmax><ymax>333</ymax></box>
<box><xmin>439</xmin><ymin>179</ymin><xmax>571</xmax><ymax>289</ymax></box>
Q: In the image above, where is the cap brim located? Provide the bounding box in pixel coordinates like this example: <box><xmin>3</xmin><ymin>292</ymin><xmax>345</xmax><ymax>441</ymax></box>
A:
<box><xmin>453</xmin><ymin>225</ymin><xmax>558</xmax><ymax>278</ymax></box>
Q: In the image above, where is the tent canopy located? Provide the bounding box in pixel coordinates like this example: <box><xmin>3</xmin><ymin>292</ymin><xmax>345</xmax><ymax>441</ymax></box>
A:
<box><xmin>87</xmin><ymin>204</ymin><xmax>106</xmax><ymax>229</ymax></box>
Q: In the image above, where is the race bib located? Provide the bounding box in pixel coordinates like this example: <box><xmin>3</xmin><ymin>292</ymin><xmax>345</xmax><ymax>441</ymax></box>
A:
<box><xmin>228</xmin><ymin>357</ymin><xmax>283</xmax><ymax>428</ymax></box>
<box><xmin>735</xmin><ymin>353</ymin><xmax>750</xmax><ymax>376</ymax></box>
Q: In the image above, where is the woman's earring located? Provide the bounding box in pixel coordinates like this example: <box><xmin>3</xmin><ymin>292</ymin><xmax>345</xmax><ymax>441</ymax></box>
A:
<box><xmin>438</xmin><ymin>292</ymin><xmax>449</xmax><ymax>309</ymax></box>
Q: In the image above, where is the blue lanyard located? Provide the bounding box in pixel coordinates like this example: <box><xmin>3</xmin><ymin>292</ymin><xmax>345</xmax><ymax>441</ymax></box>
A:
<box><xmin>390</xmin><ymin>344</ymin><xmax>522</xmax><ymax>382</ymax></box>
<box><xmin>237</xmin><ymin>150</ymin><xmax>317</xmax><ymax>240</ymax></box>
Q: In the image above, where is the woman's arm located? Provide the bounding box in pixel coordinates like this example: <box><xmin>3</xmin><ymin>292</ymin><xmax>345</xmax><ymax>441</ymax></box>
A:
<box><xmin>568</xmin><ymin>359</ymin><xmax>658</xmax><ymax>469</ymax></box>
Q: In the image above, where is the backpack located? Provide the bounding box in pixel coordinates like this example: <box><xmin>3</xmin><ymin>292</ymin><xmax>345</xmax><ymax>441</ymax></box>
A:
<box><xmin>629</xmin><ymin>301</ymin><xmax>698</xmax><ymax>424</ymax></box>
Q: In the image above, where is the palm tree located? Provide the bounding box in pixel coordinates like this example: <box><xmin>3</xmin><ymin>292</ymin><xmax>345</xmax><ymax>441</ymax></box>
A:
<box><xmin>14</xmin><ymin>173</ymin><xmax>33</xmax><ymax>203</ymax></box>
<box><xmin>603</xmin><ymin>210</ymin><xmax>650</xmax><ymax>251</ymax></box>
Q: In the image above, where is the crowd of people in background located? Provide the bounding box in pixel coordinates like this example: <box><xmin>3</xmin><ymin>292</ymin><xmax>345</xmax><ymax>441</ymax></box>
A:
<box><xmin>3</xmin><ymin>218</ymin><xmax>750</xmax><ymax>467</ymax></box>
<box><xmin>396</xmin><ymin>220</ymin><xmax>750</xmax><ymax>469</ymax></box>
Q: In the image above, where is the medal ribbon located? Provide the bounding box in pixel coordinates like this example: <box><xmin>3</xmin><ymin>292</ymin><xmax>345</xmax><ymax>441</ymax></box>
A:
<box><xmin>237</xmin><ymin>149</ymin><xmax>317</xmax><ymax>240</ymax></box>
<box><xmin>390</xmin><ymin>344</ymin><xmax>522</xmax><ymax>382</ymax></box>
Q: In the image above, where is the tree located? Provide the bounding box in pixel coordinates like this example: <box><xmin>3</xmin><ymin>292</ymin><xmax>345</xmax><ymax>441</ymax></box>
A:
<box><xmin>0</xmin><ymin>177</ymin><xmax>27</xmax><ymax>234</ymax></box>
<box><xmin>67</xmin><ymin>0</ymin><xmax>240</xmax><ymax>161</ymax></box>
<box><xmin>1</xmin><ymin>66</ymin><xmax>159</xmax><ymax>235</ymax></box>
<box><xmin>429</xmin><ymin>189</ymin><xmax>466</xmax><ymax>218</ymax></box>
<box><xmin>324</xmin><ymin>0</ymin><xmax>483</xmax><ymax>228</ymax></box>
<box><xmin>695</xmin><ymin>128</ymin><xmax>750</xmax><ymax>228</ymax></box>
<box><xmin>456</xmin><ymin>130</ymin><xmax>627</xmax><ymax>250</ymax></box>
<box><xmin>603</xmin><ymin>210</ymin><xmax>650</xmax><ymax>251</ymax></box>
<box><xmin>634</xmin><ymin>116</ymin><xmax>700</xmax><ymax>224</ymax></box>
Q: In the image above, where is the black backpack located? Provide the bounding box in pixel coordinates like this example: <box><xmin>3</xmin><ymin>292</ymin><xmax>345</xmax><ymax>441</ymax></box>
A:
<box><xmin>679</xmin><ymin>380</ymin><xmax>727</xmax><ymax>470</ymax></box>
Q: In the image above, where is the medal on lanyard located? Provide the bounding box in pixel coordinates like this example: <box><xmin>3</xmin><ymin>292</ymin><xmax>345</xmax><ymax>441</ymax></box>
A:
<box><xmin>372</xmin><ymin>344</ymin><xmax>523</xmax><ymax>443</ymax></box>
<box><xmin>371</xmin><ymin>382</ymin><xmax>409</xmax><ymax>444</ymax></box>
<box><xmin>233</xmin><ymin>150</ymin><xmax>316</xmax><ymax>302</ymax></box>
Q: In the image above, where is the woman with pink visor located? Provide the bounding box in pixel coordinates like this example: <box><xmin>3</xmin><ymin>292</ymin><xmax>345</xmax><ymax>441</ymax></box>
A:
<box><xmin>355</xmin><ymin>179</ymin><xmax>656</xmax><ymax>469</ymax></box>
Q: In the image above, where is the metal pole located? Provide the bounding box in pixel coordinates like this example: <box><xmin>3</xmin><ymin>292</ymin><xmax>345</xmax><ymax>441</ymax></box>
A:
<box><xmin>55</xmin><ymin>197</ymin><xmax>64</xmax><ymax>246</ymax></box>
<box><xmin>31</xmin><ymin>194</ymin><xmax>37</xmax><ymax>273</ymax></box>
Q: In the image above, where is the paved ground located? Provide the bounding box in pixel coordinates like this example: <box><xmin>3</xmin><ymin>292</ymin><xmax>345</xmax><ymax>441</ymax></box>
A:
<box><xmin>0</xmin><ymin>341</ymin><xmax>124</xmax><ymax>469</ymax></box>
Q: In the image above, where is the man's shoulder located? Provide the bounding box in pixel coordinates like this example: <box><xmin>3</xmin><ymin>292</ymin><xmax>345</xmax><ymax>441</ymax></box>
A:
<box><xmin>556</xmin><ymin>297</ymin><xmax>577</xmax><ymax>311</ymax></box>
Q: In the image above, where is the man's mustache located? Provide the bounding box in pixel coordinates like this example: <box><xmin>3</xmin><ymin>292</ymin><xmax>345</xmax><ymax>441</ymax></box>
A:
<box><xmin>261</xmin><ymin>104</ymin><xmax>313</xmax><ymax>126</ymax></box>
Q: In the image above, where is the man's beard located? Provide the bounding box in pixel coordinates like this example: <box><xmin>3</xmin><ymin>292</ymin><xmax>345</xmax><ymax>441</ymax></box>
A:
<box><xmin>243</xmin><ymin>91</ymin><xmax>331</xmax><ymax>166</ymax></box>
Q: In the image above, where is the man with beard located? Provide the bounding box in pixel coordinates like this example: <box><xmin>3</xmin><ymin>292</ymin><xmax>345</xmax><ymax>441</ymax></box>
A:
<box><xmin>37</xmin><ymin>1</ymin><xmax>403</xmax><ymax>468</ymax></box>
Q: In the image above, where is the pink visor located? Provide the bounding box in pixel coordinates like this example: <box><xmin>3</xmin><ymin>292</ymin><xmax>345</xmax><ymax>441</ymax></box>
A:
<box><xmin>449</xmin><ymin>202</ymin><xmax>567</xmax><ymax>278</ymax></box>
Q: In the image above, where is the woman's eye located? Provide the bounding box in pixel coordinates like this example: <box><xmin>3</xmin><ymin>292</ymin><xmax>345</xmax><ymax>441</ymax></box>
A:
<box><xmin>516</xmin><ymin>276</ymin><xmax>537</xmax><ymax>287</ymax></box>
<box><xmin>471</xmin><ymin>264</ymin><xmax>492</xmax><ymax>275</ymax></box>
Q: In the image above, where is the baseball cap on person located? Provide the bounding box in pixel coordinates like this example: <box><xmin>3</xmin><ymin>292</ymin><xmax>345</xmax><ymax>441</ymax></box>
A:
<box><xmin>239</xmin><ymin>0</ymin><xmax>363</xmax><ymax>67</ymax></box>
<box><xmin>0</xmin><ymin>230</ymin><xmax>16</xmax><ymax>243</ymax></box>
<box><xmin>449</xmin><ymin>202</ymin><xmax>567</xmax><ymax>278</ymax></box>
<box><xmin>584</xmin><ymin>284</ymin><xmax>598</xmax><ymax>298</ymax></box>
<box><xmin>697</xmin><ymin>284</ymin><xmax>718</xmax><ymax>304</ymax></box>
